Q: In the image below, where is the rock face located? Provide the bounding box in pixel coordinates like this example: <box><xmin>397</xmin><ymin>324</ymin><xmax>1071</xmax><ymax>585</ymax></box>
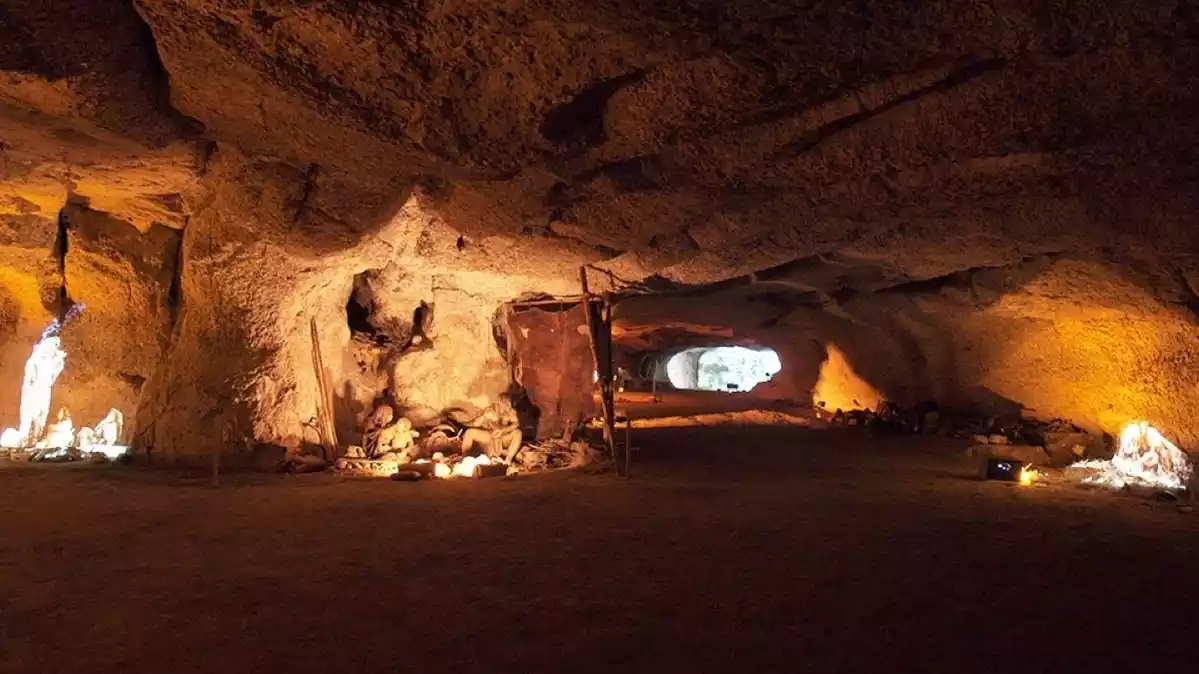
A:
<box><xmin>1</xmin><ymin>0</ymin><xmax>1197</xmax><ymax>458</ymax></box>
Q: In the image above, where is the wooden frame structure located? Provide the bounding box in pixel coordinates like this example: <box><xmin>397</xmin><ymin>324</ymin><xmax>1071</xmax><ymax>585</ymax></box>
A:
<box><xmin>502</xmin><ymin>267</ymin><xmax>632</xmax><ymax>478</ymax></box>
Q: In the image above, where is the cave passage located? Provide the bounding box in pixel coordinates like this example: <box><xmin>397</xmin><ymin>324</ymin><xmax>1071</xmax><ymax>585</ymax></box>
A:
<box><xmin>666</xmin><ymin>346</ymin><xmax>781</xmax><ymax>392</ymax></box>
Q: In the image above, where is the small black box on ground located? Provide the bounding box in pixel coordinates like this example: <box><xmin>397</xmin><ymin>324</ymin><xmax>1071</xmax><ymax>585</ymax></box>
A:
<box><xmin>982</xmin><ymin>457</ymin><xmax>1024</xmax><ymax>481</ymax></box>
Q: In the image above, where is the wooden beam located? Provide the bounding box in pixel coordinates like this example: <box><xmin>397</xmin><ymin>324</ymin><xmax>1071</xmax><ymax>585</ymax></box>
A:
<box><xmin>579</xmin><ymin>267</ymin><xmax>623</xmax><ymax>476</ymax></box>
<box><xmin>309</xmin><ymin>319</ymin><xmax>339</xmax><ymax>461</ymax></box>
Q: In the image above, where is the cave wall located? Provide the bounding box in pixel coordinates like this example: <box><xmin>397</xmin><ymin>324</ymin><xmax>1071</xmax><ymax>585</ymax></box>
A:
<box><xmin>0</xmin><ymin>201</ymin><xmax>179</xmax><ymax>437</ymax></box>
<box><xmin>3</xmin><ymin>0</ymin><xmax>1198</xmax><ymax>455</ymax></box>
<box><xmin>131</xmin><ymin>146</ymin><xmax>600</xmax><ymax>462</ymax></box>
<box><xmin>616</xmin><ymin>254</ymin><xmax>1199</xmax><ymax>447</ymax></box>
<box><xmin>56</xmin><ymin>205</ymin><xmax>180</xmax><ymax>430</ymax></box>
<box><xmin>664</xmin><ymin>349</ymin><xmax>700</xmax><ymax>390</ymax></box>
<box><xmin>0</xmin><ymin>214</ymin><xmax>58</xmax><ymax>428</ymax></box>
<box><xmin>383</xmin><ymin>285</ymin><xmax>511</xmax><ymax>424</ymax></box>
<box><xmin>834</xmin><ymin>257</ymin><xmax>1199</xmax><ymax>445</ymax></box>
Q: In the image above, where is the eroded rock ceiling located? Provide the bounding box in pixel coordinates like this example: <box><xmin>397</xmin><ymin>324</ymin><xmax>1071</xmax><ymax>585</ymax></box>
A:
<box><xmin>2</xmin><ymin>0</ymin><xmax>1197</xmax><ymax>454</ymax></box>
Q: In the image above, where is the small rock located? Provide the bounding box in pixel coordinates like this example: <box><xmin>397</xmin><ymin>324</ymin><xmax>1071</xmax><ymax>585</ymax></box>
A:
<box><xmin>920</xmin><ymin>411</ymin><xmax>941</xmax><ymax>434</ymax></box>
<box><xmin>966</xmin><ymin>444</ymin><xmax>992</xmax><ymax>458</ymax></box>
<box><xmin>991</xmin><ymin>444</ymin><xmax>1051</xmax><ymax>466</ymax></box>
<box><xmin>1178</xmin><ymin>505</ymin><xmax>1193</xmax><ymax>514</ymax></box>
<box><xmin>971</xmin><ymin>434</ymin><xmax>990</xmax><ymax>445</ymax></box>
<box><xmin>987</xmin><ymin>434</ymin><xmax>1009</xmax><ymax>445</ymax></box>
<box><xmin>1043</xmin><ymin>432</ymin><xmax>1094</xmax><ymax>465</ymax></box>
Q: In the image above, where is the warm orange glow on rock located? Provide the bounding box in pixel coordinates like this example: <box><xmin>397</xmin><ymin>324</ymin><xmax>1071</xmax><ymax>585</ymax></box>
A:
<box><xmin>812</xmin><ymin>344</ymin><xmax>884</xmax><ymax>412</ymax></box>
<box><xmin>969</xmin><ymin>261</ymin><xmax>1199</xmax><ymax>446</ymax></box>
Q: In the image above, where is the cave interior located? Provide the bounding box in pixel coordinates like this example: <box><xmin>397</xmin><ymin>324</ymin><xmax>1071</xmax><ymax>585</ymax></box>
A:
<box><xmin>1</xmin><ymin>0</ymin><xmax>1196</xmax><ymax>466</ymax></box>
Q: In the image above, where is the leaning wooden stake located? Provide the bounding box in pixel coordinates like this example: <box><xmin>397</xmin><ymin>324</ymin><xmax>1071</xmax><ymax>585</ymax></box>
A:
<box><xmin>309</xmin><ymin>319</ymin><xmax>339</xmax><ymax>461</ymax></box>
<box><xmin>579</xmin><ymin>268</ymin><xmax>622</xmax><ymax>476</ymax></box>
<box><xmin>599</xmin><ymin>297</ymin><xmax>623</xmax><ymax>477</ymax></box>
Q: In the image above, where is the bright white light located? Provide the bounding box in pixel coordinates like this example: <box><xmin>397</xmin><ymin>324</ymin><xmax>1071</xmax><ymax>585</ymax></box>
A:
<box><xmin>1073</xmin><ymin>421</ymin><xmax>1192</xmax><ymax>491</ymax></box>
<box><xmin>4</xmin><ymin>335</ymin><xmax>67</xmax><ymax>447</ymax></box>
<box><xmin>1</xmin><ymin>308</ymin><xmax>129</xmax><ymax>455</ymax></box>
<box><xmin>87</xmin><ymin>445</ymin><xmax>129</xmax><ymax>460</ymax></box>
<box><xmin>36</xmin><ymin>412</ymin><xmax>74</xmax><ymax>449</ymax></box>
<box><xmin>451</xmin><ymin>454</ymin><xmax>487</xmax><ymax>478</ymax></box>
<box><xmin>666</xmin><ymin>346</ymin><xmax>780</xmax><ymax>392</ymax></box>
<box><xmin>0</xmin><ymin>428</ymin><xmax>22</xmax><ymax>449</ymax></box>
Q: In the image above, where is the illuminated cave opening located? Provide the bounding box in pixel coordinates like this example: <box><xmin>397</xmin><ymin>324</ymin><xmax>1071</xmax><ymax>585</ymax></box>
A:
<box><xmin>811</xmin><ymin>344</ymin><xmax>883</xmax><ymax>412</ymax></box>
<box><xmin>666</xmin><ymin>346</ymin><xmax>781</xmax><ymax>392</ymax></box>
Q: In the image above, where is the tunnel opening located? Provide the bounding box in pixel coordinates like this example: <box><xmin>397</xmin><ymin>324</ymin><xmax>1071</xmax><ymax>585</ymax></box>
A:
<box><xmin>665</xmin><ymin>346</ymin><xmax>781</xmax><ymax>393</ymax></box>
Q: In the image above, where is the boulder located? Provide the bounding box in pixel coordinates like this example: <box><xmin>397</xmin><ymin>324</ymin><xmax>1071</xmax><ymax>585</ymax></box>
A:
<box><xmin>1005</xmin><ymin>444</ymin><xmax>1051</xmax><ymax>466</ymax></box>
<box><xmin>1043</xmin><ymin>432</ymin><xmax>1094</xmax><ymax>466</ymax></box>
<box><xmin>968</xmin><ymin>443</ymin><xmax>1050</xmax><ymax>467</ymax></box>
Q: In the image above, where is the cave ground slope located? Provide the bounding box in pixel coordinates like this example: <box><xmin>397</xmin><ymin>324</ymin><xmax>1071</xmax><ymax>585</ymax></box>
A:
<box><xmin>2</xmin><ymin>426</ymin><xmax>1196</xmax><ymax>673</ymax></box>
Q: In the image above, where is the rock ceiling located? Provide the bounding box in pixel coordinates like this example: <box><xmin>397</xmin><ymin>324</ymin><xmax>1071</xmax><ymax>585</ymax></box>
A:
<box><xmin>2</xmin><ymin>1</ymin><xmax>1198</xmax><ymax>452</ymax></box>
<box><xmin>4</xmin><ymin>0</ymin><xmax>1196</xmax><ymax>284</ymax></box>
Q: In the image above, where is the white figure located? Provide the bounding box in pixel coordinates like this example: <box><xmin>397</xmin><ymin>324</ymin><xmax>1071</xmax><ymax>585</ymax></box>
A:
<box><xmin>75</xmin><ymin>426</ymin><xmax>97</xmax><ymax>449</ymax></box>
<box><xmin>17</xmin><ymin>336</ymin><xmax>67</xmax><ymax>446</ymax></box>
<box><xmin>93</xmin><ymin>408</ymin><xmax>124</xmax><ymax>446</ymax></box>
<box><xmin>37</xmin><ymin>408</ymin><xmax>75</xmax><ymax>449</ymax></box>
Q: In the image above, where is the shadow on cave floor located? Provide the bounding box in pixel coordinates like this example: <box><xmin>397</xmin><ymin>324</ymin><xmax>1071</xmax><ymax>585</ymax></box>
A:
<box><xmin>623</xmin><ymin>424</ymin><xmax>959</xmax><ymax>477</ymax></box>
<box><xmin>1</xmin><ymin>426</ymin><xmax>1197</xmax><ymax>673</ymax></box>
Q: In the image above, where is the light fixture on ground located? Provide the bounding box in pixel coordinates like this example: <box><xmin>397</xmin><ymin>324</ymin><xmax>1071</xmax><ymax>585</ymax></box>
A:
<box><xmin>1072</xmin><ymin>421</ymin><xmax>1192</xmax><ymax>491</ymax></box>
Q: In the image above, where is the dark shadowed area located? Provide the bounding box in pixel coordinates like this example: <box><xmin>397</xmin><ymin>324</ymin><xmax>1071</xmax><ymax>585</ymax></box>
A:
<box><xmin>2</xmin><ymin>424</ymin><xmax>1196</xmax><ymax>674</ymax></box>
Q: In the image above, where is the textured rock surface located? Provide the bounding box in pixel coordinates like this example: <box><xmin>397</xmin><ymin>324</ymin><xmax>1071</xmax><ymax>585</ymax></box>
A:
<box><xmin>1</xmin><ymin>0</ymin><xmax>1197</xmax><ymax>457</ymax></box>
<box><xmin>507</xmin><ymin>303</ymin><xmax>597</xmax><ymax>437</ymax></box>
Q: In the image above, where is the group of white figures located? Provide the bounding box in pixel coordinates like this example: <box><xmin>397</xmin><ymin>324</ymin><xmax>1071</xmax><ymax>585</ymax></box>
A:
<box><xmin>0</xmin><ymin>333</ymin><xmax>127</xmax><ymax>457</ymax></box>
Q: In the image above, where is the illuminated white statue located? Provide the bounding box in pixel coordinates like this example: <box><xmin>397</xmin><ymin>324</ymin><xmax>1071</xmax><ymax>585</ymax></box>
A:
<box><xmin>15</xmin><ymin>335</ymin><xmax>67</xmax><ymax>447</ymax></box>
<box><xmin>37</xmin><ymin>408</ymin><xmax>75</xmax><ymax>449</ymax></box>
<box><xmin>93</xmin><ymin>408</ymin><xmax>124</xmax><ymax>446</ymax></box>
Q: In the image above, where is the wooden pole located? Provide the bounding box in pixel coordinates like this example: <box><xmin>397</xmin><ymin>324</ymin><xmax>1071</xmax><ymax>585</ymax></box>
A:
<box><xmin>600</xmin><ymin>296</ymin><xmax>623</xmax><ymax>476</ymax></box>
<box><xmin>579</xmin><ymin>268</ymin><xmax>601</xmax><ymax>374</ymax></box>
<box><xmin>579</xmin><ymin>267</ymin><xmax>622</xmax><ymax>476</ymax></box>
<box><xmin>309</xmin><ymin>319</ymin><xmax>339</xmax><ymax>461</ymax></box>
<box><xmin>553</xmin><ymin>309</ymin><xmax>570</xmax><ymax>437</ymax></box>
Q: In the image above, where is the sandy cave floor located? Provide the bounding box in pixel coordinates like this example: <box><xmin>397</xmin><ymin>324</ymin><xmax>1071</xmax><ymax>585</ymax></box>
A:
<box><xmin>1</xmin><ymin>425</ymin><xmax>1197</xmax><ymax>674</ymax></box>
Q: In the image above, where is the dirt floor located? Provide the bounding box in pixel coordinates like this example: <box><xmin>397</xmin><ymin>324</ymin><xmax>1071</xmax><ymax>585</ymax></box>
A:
<box><xmin>613</xmin><ymin>390</ymin><xmax>805</xmax><ymax>419</ymax></box>
<box><xmin>2</xmin><ymin>424</ymin><xmax>1197</xmax><ymax>673</ymax></box>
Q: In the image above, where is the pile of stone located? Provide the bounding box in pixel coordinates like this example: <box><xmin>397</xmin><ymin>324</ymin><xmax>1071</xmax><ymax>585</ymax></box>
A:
<box><xmin>334</xmin><ymin>396</ymin><xmax>602</xmax><ymax>478</ymax></box>
<box><xmin>5</xmin><ymin>446</ymin><xmax>117</xmax><ymax>464</ymax></box>
<box><xmin>512</xmin><ymin>437</ymin><xmax>601</xmax><ymax>472</ymax></box>
<box><xmin>816</xmin><ymin>399</ymin><xmax>1109</xmax><ymax>470</ymax></box>
<box><xmin>817</xmin><ymin>401</ymin><xmax>942</xmax><ymax>434</ymax></box>
<box><xmin>965</xmin><ymin>418</ymin><xmax>1107</xmax><ymax>468</ymax></box>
